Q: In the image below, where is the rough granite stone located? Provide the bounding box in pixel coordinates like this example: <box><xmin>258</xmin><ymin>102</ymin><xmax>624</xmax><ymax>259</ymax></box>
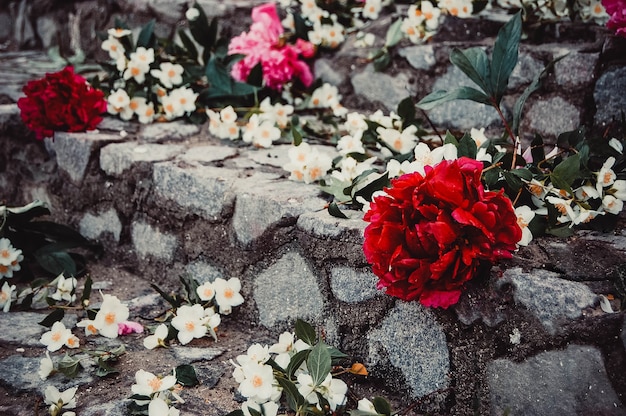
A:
<box><xmin>232</xmin><ymin>175</ymin><xmax>326</xmax><ymax>245</ymax></box>
<box><xmin>367</xmin><ymin>301</ymin><xmax>449</xmax><ymax>398</ymax></box>
<box><xmin>594</xmin><ymin>67</ymin><xmax>626</xmax><ymax>128</ymax></box>
<box><xmin>351</xmin><ymin>64</ymin><xmax>411</xmax><ymax>111</ymax></box>
<box><xmin>509</xmin><ymin>53</ymin><xmax>544</xmax><ymax>90</ymax></box>
<box><xmin>499</xmin><ymin>268</ymin><xmax>598</xmax><ymax>334</ymax></box>
<box><xmin>170</xmin><ymin>346</ymin><xmax>224</xmax><ymax>363</ymax></box>
<box><xmin>296</xmin><ymin>210</ymin><xmax>367</xmax><ymax>241</ymax></box>
<box><xmin>0</xmin><ymin>104</ymin><xmax>19</xmax><ymax>127</ymax></box>
<box><xmin>525</xmin><ymin>96</ymin><xmax>580</xmax><ymax>140</ymax></box>
<box><xmin>153</xmin><ymin>162</ymin><xmax>239</xmax><ymax>220</ymax></box>
<box><xmin>53</xmin><ymin>132</ymin><xmax>123</xmax><ymax>184</ymax></box>
<box><xmin>79</xmin><ymin>208</ymin><xmax>122</xmax><ymax>242</ymax></box>
<box><xmin>81</xmin><ymin>402</ymin><xmax>127</xmax><ymax>416</ymax></box>
<box><xmin>0</xmin><ymin>355</ymin><xmax>92</xmax><ymax>393</ymax></box>
<box><xmin>178</xmin><ymin>145</ymin><xmax>238</xmax><ymax>164</ymax></box>
<box><xmin>131</xmin><ymin>220</ymin><xmax>178</xmax><ymax>261</ymax></box>
<box><xmin>100</xmin><ymin>142</ymin><xmax>184</xmax><ymax>176</ymax></box>
<box><xmin>425</xmin><ymin>64</ymin><xmax>501</xmax><ymax>131</ymax></box>
<box><xmin>243</xmin><ymin>145</ymin><xmax>292</xmax><ymax>169</ymax></box>
<box><xmin>253</xmin><ymin>252</ymin><xmax>324</xmax><ymax>328</ymax></box>
<box><xmin>184</xmin><ymin>261</ymin><xmax>224</xmax><ymax>284</ymax></box>
<box><xmin>0</xmin><ymin>312</ymin><xmax>77</xmax><ymax>347</ymax></box>
<box><xmin>138</xmin><ymin>121</ymin><xmax>200</xmax><ymax>141</ymax></box>
<box><xmin>398</xmin><ymin>45</ymin><xmax>436</xmax><ymax>71</ymax></box>
<box><xmin>488</xmin><ymin>345</ymin><xmax>623</xmax><ymax>415</ymax></box>
<box><xmin>554</xmin><ymin>52</ymin><xmax>598</xmax><ymax>88</ymax></box>
<box><xmin>330</xmin><ymin>266</ymin><xmax>379</xmax><ymax>302</ymax></box>
<box><xmin>314</xmin><ymin>59</ymin><xmax>348</xmax><ymax>86</ymax></box>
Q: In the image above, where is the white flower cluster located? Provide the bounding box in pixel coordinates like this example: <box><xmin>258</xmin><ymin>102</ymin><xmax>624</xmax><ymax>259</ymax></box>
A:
<box><xmin>131</xmin><ymin>369</ymin><xmax>183</xmax><ymax>416</ymax></box>
<box><xmin>231</xmin><ymin>332</ymin><xmax>348</xmax><ymax>416</ymax></box>
<box><xmin>44</xmin><ymin>385</ymin><xmax>77</xmax><ymax>416</ymax></box>
<box><xmin>401</xmin><ymin>0</ymin><xmax>472</xmax><ymax>44</ymax></box>
<box><xmin>281</xmin><ymin>0</ymin><xmax>346</xmax><ymax>49</ymax></box>
<box><xmin>101</xmin><ymin>28</ymin><xmax>198</xmax><ymax>123</ymax></box>
<box><xmin>496</xmin><ymin>0</ymin><xmax>608</xmax><ymax>24</ymax></box>
<box><xmin>0</xmin><ymin>237</ymin><xmax>23</xmax><ymax>279</ymax></box>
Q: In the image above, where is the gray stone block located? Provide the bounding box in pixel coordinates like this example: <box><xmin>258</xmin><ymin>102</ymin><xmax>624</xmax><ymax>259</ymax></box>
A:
<box><xmin>500</xmin><ymin>268</ymin><xmax>598</xmax><ymax>334</ymax></box>
<box><xmin>79</xmin><ymin>208</ymin><xmax>122</xmax><ymax>242</ymax></box>
<box><xmin>315</xmin><ymin>59</ymin><xmax>348</xmax><ymax>86</ymax></box>
<box><xmin>0</xmin><ymin>354</ymin><xmax>91</xmax><ymax>393</ymax></box>
<box><xmin>594</xmin><ymin>67</ymin><xmax>626</xmax><ymax>128</ymax></box>
<box><xmin>170</xmin><ymin>346</ymin><xmax>224</xmax><ymax>363</ymax></box>
<box><xmin>488</xmin><ymin>345</ymin><xmax>623</xmax><ymax>415</ymax></box>
<box><xmin>296</xmin><ymin>209</ymin><xmax>367</xmax><ymax>241</ymax></box>
<box><xmin>329</xmin><ymin>266</ymin><xmax>379</xmax><ymax>302</ymax></box>
<box><xmin>53</xmin><ymin>132</ymin><xmax>123</xmax><ymax>184</ymax></box>
<box><xmin>0</xmin><ymin>312</ymin><xmax>77</xmax><ymax>347</ymax></box>
<box><xmin>184</xmin><ymin>261</ymin><xmax>224</xmax><ymax>284</ymax></box>
<box><xmin>243</xmin><ymin>145</ymin><xmax>292</xmax><ymax>169</ymax></box>
<box><xmin>554</xmin><ymin>52</ymin><xmax>599</xmax><ymax>89</ymax></box>
<box><xmin>367</xmin><ymin>301</ymin><xmax>449</xmax><ymax>398</ymax></box>
<box><xmin>100</xmin><ymin>142</ymin><xmax>184</xmax><ymax>176</ymax></box>
<box><xmin>232</xmin><ymin>174</ymin><xmax>326</xmax><ymax>246</ymax></box>
<box><xmin>351</xmin><ymin>64</ymin><xmax>411</xmax><ymax>111</ymax></box>
<box><xmin>178</xmin><ymin>145</ymin><xmax>238</xmax><ymax>164</ymax></box>
<box><xmin>153</xmin><ymin>162</ymin><xmax>239</xmax><ymax>220</ymax></box>
<box><xmin>525</xmin><ymin>96</ymin><xmax>580</xmax><ymax>140</ymax></box>
<box><xmin>509</xmin><ymin>53</ymin><xmax>544</xmax><ymax>90</ymax></box>
<box><xmin>398</xmin><ymin>45</ymin><xmax>436</xmax><ymax>71</ymax></box>
<box><xmin>0</xmin><ymin>104</ymin><xmax>19</xmax><ymax>128</ymax></box>
<box><xmin>424</xmin><ymin>64</ymin><xmax>501</xmax><ymax>131</ymax></box>
<box><xmin>253</xmin><ymin>252</ymin><xmax>324</xmax><ymax>328</ymax></box>
<box><xmin>131</xmin><ymin>220</ymin><xmax>178</xmax><ymax>261</ymax></box>
<box><xmin>138</xmin><ymin>121</ymin><xmax>200</xmax><ymax>141</ymax></box>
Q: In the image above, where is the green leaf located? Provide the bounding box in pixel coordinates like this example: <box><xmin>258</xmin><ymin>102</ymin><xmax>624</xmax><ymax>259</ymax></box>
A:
<box><xmin>39</xmin><ymin>308</ymin><xmax>65</xmax><ymax>327</ymax></box>
<box><xmin>178</xmin><ymin>29</ymin><xmax>199</xmax><ymax>62</ymax></box>
<box><xmin>306</xmin><ymin>342</ymin><xmax>332</xmax><ymax>387</ymax></box>
<box><xmin>96</xmin><ymin>357</ymin><xmax>119</xmax><ymax>377</ymax></box>
<box><xmin>551</xmin><ymin>153</ymin><xmax>581</xmax><ymax>187</ymax></box>
<box><xmin>150</xmin><ymin>284</ymin><xmax>183</xmax><ymax>308</ymax></box>
<box><xmin>457</xmin><ymin>132</ymin><xmax>477</xmax><ymax>159</ymax></box>
<box><xmin>557</xmin><ymin>127</ymin><xmax>586</xmax><ymax>149</ymax></box>
<box><xmin>397</xmin><ymin>97</ymin><xmax>415</xmax><ymax>123</ymax></box>
<box><xmin>180</xmin><ymin>275</ymin><xmax>200</xmax><ymax>304</ymax></box>
<box><xmin>504</xmin><ymin>171</ymin><xmax>524</xmax><ymax>192</ymax></box>
<box><xmin>417</xmin><ymin>87</ymin><xmax>492</xmax><ymax>111</ymax></box>
<box><xmin>58</xmin><ymin>354</ymin><xmax>81</xmax><ymax>378</ymax></box>
<box><xmin>136</xmin><ymin>19</ymin><xmax>155</xmax><ymax>48</ymax></box>
<box><xmin>373</xmin><ymin>397</ymin><xmax>392</xmax><ymax>416</ymax></box>
<box><xmin>287</xmin><ymin>349</ymin><xmax>311</xmax><ymax>379</ymax></box>
<box><xmin>328</xmin><ymin>202</ymin><xmax>349</xmax><ymax>219</ymax></box>
<box><xmin>384</xmin><ymin>19</ymin><xmax>404</xmax><ymax>47</ymax></box>
<box><xmin>546</xmin><ymin>224</ymin><xmax>575</xmax><ymax>238</ymax></box>
<box><xmin>510</xmin><ymin>168</ymin><xmax>533</xmax><ymax>181</ymax></box>
<box><xmin>246</xmin><ymin>63</ymin><xmax>263</xmax><ymax>88</ymax></box>
<box><xmin>490</xmin><ymin>12</ymin><xmax>522</xmax><ymax>102</ymax></box>
<box><xmin>295</xmin><ymin>319</ymin><xmax>317</xmax><ymax>345</ymax></box>
<box><xmin>81</xmin><ymin>275</ymin><xmax>92</xmax><ymax>306</ymax></box>
<box><xmin>246</xmin><ymin>407</ymin><xmax>262</xmax><ymax>416</ymax></box>
<box><xmin>319</xmin><ymin>177</ymin><xmax>352</xmax><ymax>203</ymax></box>
<box><xmin>328</xmin><ymin>346</ymin><xmax>348</xmax><ymax>362</ymax></box>
<box><xmin>276</xmin><ymin>376</ymin><xmax>305</xmax><ymax>411</ymax></box>
<box><xmin>352</xmin><ymin>172</ymin><xmax>390</xmax><ymax>202</ymax></box>
<box><xmin>291</xmin><ymin>123</ymin><xmax>303</xmax><ymax>146</ymax></box>
<box><xmin>373</xmin><ymin>50</ymin><xmax>391</xmax><ymax>72</ymax></box>
<box><xmin>529</xmin><ymin>134</ymin><xmax>545</xmax><ymax>164</ymax></box>
<box><xmin>176</xmin><ymin>364</ymin><xmax>199</xmax><ymax>386</ymax></box>
<box><xmin>450</xmin><ymin>47</ymin><xmax>491</xmax><ymax>95</ymax></box>
<box><xmin>34</xmin><ymin>250</ymin><xmax>76</xmax><ymax>276</ymax></box>
<box><xmin>483</xmin><ymin>166</ymin><xmax>503</xmax><ymax>188</ymax></box>
<box><xmin>444</xmin><ymin>131</ymin><xmax>459</xmax><ymax>146</ymax></box>
<box><xmin>224</xmin><ymin>411</ymin><xmax>245</xmax><ymax>416</ymax></box>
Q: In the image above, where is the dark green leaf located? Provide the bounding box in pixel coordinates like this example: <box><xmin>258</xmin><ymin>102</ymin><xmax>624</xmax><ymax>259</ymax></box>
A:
<box><xmin>58</xmin><ymin>354</ymin><xmax>80</xmax><ymax>378</ymax></box>
<box><xmin>81</xmin><ymin>275</ymin><xmax>92</xmax><ymax>306</ymax></box>
<box><xmin>504</xmin><ymin>171</ymin><xmax>524</xmax><ymax>192</ymax></box>
<box><xmin>295</xmin><ymin>319</ymin><xmax>317</xmax><ymax>345</ymax></box>
<box><xmin>39</xmin><ymin>308</ymin><xmax>65</xmax><ymax>327</ymax></box>
<box><xmin>457</xmin><ymin>132</ymin><xmax>477</xmax><ymax>159</ymax></box>
<box><xmin>328</xmin><ymin>202</ymin><xmax>349</xmax><ymax>219</ymax></box>
<box><xmin>450</xmin><ymin>47</ymin><xmax>491</xmax><ymax>95</ymax></box>
<box><xmin>287</xmin><ymin>350</ymin><xmax>311</xmax><ymax>379</ymax></box>
<box><xmin>246</xmin><ymin>407</ymin><xmax>262</xmax><ymax>416</ymax></box>
<box><xmin>530</xmin><ymin>134</ymin><xmax>545</xmax><ymax>164</ymax></box>
<box><xmin>510</xmin><ymin>168</ymin><xmax>533</xmax><ymax>181</ymax></box>
<box><xmin>224</xmin><ymin>411</ymin><xmax>245</xmax><ymax>416</ymax></box>
<box><xmin>397</xmin><ymin>97</ymin><xmax>415</xmax><ymax>123</ymax></box>
<box><xmin>276</xmin><ymin>376</ymin><xmax>305</xmax><ymax>411</ymax></box>
<box><xmin>96</xmin><ymin>357</ymin><xmax>119</xmax><ymax>377</ymax></box>
<box><xmin>352</xmin><ymin>172</ymin><xmax>390</xmax><ymax>202</ymax></box>
<box><xmin>180</xmin><ymin>275</ymin><xmax>200</xmax><ymax>304</ymax></box>
<box><xmin>150</xmin><ymin>284</ymin><xmax>183</xmax><ymax>308</ymax></box>
<box><xmin>176</xmin><ymin>364</ymin><xmax>199</xmax><ymax>386</ymax></box>
<box><xmin>307</xmin><ymin>342</ymin><xmax>332</xmax><ymax>386</ymax></box>
<box><xmin>19</xmin><ymin>221</ymin><xmax>90</xmax><ymax>245</ymax></box>
<box><xmin>373</xmin><ymin>397</ymin><xmax>392</xmax><ymax>416</ymax></box>
<box><xmin>385</xmin><ymin>19</ymin><xmax>403</xmax><ymax>47</ymax></box>
<box><xmin>417</xmin><ymin>87</ymin><xmax>492</xmax><ymax>111</ymax></box>
<box><xmin>34</xmin><ymin>250</ymin><xmax>76</xmax><ymax>276</ymax></box>
<box><xmin>328</xmin><ymin>346</ymin><xmax>348</xmax><ymax>361</ymax></box>
<box><xmin>136</xmin><ymin>19</ymin><xmax>155</xmax><ymax>48</ymax></box>
<box><xmin>128</xmin><ymin>394</ymin><xmax>152</xmax><ymax>401</ymax></box>
<box><xmin>291</xmin><ymin>123</ymin><xmax>303</xmax><ymax>146</ymax></box>
<box><xmin>373</xmin><ymin>50</ymin><xmax>391</xmax><ymax>72</ymax></box>
<box><xmin>178</xmin><ymin>29</ymin><xmax>199</xmax><ymax>62</ymax></box>
<box><xmin>551</xmin><ymin>153</ymin><xmax>581</xmax><ymax>187</ymax></box>
<box><xmin>490</xmin><ymin>12</ymin><xmax>522</xmax><ymax>102</ymax></box>
<box><xmin>444</xmin><ymin>131</ymin><xmax>459</xmax><ymax>146</ymax></box>
<box><xmin>546</xmin><ymin>224</ymin><xmax>575</xmax><ymax>238</ymax></box>
<box><xmin>483</xmin><ymin>166</ymin><xmax>503</xmax><ymax>188</ymax></box>
<box><xmin>246</xmin><ymin>63</ymin><xmax>263</xmax><ymax>88</ymax></box>
<box><xmin>557</xmin><ymin>127</ymin><xmax>586</xmax><ymax>149</ymax></box>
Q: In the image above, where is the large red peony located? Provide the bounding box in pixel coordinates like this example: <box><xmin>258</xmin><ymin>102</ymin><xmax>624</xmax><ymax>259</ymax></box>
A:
<box><xmin>17</xmin><ymin>66</ymin><xmax>106</xmax><ymax>140</ymax></box>
<box><xmin>363</xmin><ymin>157</ymin><xmax>522</xmax><ymax>309</ymax></box>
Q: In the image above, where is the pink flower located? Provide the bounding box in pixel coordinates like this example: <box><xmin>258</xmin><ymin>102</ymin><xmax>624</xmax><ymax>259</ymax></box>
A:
<box><xmin>228</xmin><ymin>2</ymin><xmax>314</xmax><ymax>90</ymax></box>
<box><xmin>118</xmin><ymin>321</ymin><xmax>144</xmax><ymax>335</ymax></box>
<box><xmin>603</xmin><ymin>0</ymin><xmax>626</xmax><ymax>37</ymax></box>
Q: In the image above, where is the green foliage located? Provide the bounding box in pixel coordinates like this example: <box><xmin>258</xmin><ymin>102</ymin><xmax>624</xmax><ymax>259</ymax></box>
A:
<box><xmin>175</xmin><ymin>364</ymin><xmax>199</xmax><ymax>386</ymax></box>
<box><xmin>307</xmin><ymin>342</ymin><xmax>332</xmax><ymax>386</ymax></box>
<box><xmin>295</xmin><ymin>318</ymin><xmax>317</xmax><ymax>345</ymax></box>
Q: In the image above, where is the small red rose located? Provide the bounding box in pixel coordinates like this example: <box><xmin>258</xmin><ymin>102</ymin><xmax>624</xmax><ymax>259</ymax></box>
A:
<box><xmin>17</xmin><ymin>66</ymin><xmax>107</xmax><ymax>140</ymax></box>
<box><xmin>363</xmin><ymin>157</ymin><xmax>522</xmax><ymax>308</ymax></box>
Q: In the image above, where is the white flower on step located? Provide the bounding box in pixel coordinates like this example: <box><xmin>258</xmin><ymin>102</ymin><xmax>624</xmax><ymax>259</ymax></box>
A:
<box><xmin>38</xmin><ymin>351</ymin><xmax>54</xmax><ymax>380</ymax></box>
<box><xmin>44</xmin><ymin>385</ymin><xmax>77</xmax><ymax>415</ymax></box>
<box><xmin>237</xmin><ymin>343</ymin><xmax>271</xmax><ymax>367</ymax></box>
<box><xmin>107</xmin><ymin>89</ymin><xmax>131</xmax><ymax>115</ymax></box>
<box><xmin>0</xmin><ymin>281</ymin><xmax>15</xmax><ymax>312</ymax></box>
<box><xmin>297</xmin><ymin>373</ymin><xmax>347</xmax><ymax>411</ymax></box>
<box><xmin>50</xmin><ymin>274</ymin><xmax>77</xmax><ymax>303</ymax></box>
<box><xmin>213</xmin><ymin>278</ymin><xmax>244</xmax><ymax>315</ymax></box>
<box><xmin>596</xmin><ymin>156</ymin><xmax>617</xmax><ymax>197</ymax></box>
<box><xmin>362</xmin><ymin>0</ymin><xmax>383</xmax><ymax>20</ymax></box>
<box><xmin>40</xmin><ymin>321</ymin><xmax>77</xmax><ymax>352</ymax></box>
<box><xmin>377</xmin><ymin>125</ymin><xmax>419</xmax><ymax>154</ymax></box>
<box><xmin>149</xmin><ymin>396</ymin><xmax>180</xmax><ymax>416</ymax></box>
<box><xmin>242</xmin><ymin>114</ymin><xmax>281</xmax><ymax>148</ymax></box>
<box><xmin>602</xmin><ymin>194</ymin><xmax>624</xmax><ymax>215</ymax></box>
<box><xmin>77</xmin><ymin>318</ymin><xmax>99</xmax><ymax>336</ymax></box>
<box><xmin>171</xmin><ymin>304</ymin><xmax>207</xmax><ymax>344</ymax></box>
<box><xmin>260</xmin><ymin>97</ymin><xmax>294</xmax><ymax>129</ymax></box>
<box><xmin>514</xmin><ymin>205</ymin><xmax>535</xmax><ymax>246</ymax></box>
<box><xmin>237</xmin><ymin>362</ymin><xmax>275</xmax><ymax>403</ymax></box>
<box><xmin>357</xmin><ymin>398</ymin><xmax>378</xmax><ymax>414</ymax></box>
<box><xmin>242</xmin><ymin>399</ymin><xmax>279</xmax><ymax>416</ymax></box>
<box><xmin>144</xmin><ymin>323</ymin><xmax>169</xmax><ymax>350</ymax></box>
<box><xmin>170</xmin><ymin>86</ymin><xmax>198</xmax><ymax>114</ymax></box>
<box><xmin>150</xmin><ymin>62</ymin><xmax>184</xmax><ymax>89</ymax></box>
<box><xmin>185</xmin><ymin>7</ymin><xmax>200</xmax><ymax>21</ymax></box>
<box><xmin>336</xmin><ymin>133</ymin><xmax>366</xmax><ymax>155</ymax></box>
<box><xmin>412</xmin><ymin>142</ymin><xmax>458</xmax><ymax>175</ymax></box>
<box><xmin>196</xmin><ymin>282</ymin><xmax>215</xmax><ymax>302</ymax></box>
<box><xmin>101</xmin><ymin>36</ymin><xmax>125</xmax><ymax>60</ymax></box>
<box><xmin>93</xmin><ymin>294</ymin><xmax>130</xmax><ymax>338</ymax></box>
<box><xmin>132</xmin><ymin>369</ymin><xmax>177</xmax><ymax>397</ymax></box>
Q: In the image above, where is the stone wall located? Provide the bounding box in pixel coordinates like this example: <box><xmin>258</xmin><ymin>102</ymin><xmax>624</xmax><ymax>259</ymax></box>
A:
<box><xmin>2</xmin><ymin>1</ymin><xmax>626</xmax><ymax>414</ymax></box>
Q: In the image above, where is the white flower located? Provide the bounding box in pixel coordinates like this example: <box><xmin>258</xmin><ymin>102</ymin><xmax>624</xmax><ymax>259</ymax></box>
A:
<box><xmin>470</xmin><ymin>127</ymin><xmax>489</xmax><ymax>147</ymax></box>
<box><xmin>40</xmin><ymin>321</ymin><xmax>76</xmax><ymax>352</ymax></box>
<box><xmin>0</xmin><ymin>238</ymin><xmax>22</xmax><ymax>266</ymax></box>
<box><xmin>213</xmin><ymin>277</ymin><xmax>244</xmax><ymax>315</ymax></box>
<box><xmin>603</xmin><ymin>195</ymin><xmax>623</xmax><ymax>215</ymax></box>
<box><xmin>204</xmin><ymin>307</ymin><xmax>221</xmax><ymax>341</ymax></box>
<box><xmin>0</xmin><ymin>281</ymin><xmax>15</xmax><ymax>312</ymax></box>
<box><xmin>44</xmin><ymin>385</ymin><xmax>77</xmax><ymax>414</ymax></box>
<box><xmin>242</xmin><ymin>114</ymin><xmax>281</xmax><ymax>148</ymax></box>
<box><xmin>546</xmin><ymin>195</ymin><xmax>576</xmax><ymax>224</ymax></box>
<box><xmin>38</xmin><ymin>351</ymin><xmax>54</xmax><ymax>380</ymax></box>
<box><xmin>169</xmin><ymin>86</ymin><xmax>198</xmax><ymax>115</ymax></box>
<box><xmin>297</xmin><ymin>373</ymin><xmax>347</xmax><ymax>410</ymax></box>
<box><xmin>596</xmin><ymin>156</ymin><xmax>617</xmax><ymax>196</ymax></box>
<box><xmin>412</xmin><ymin>142</ymin><xmax>458</xmax><ymax>174</ymax></box>
<box><xmin>611</xmin><ymin>180</ymin><xmax>626</xmax><ymax>201</ymax></box>
<box><xmin>107</xmin><ymin>28</ymin><xmax>132</xmax><ymax>38</ymax></box>
<box><xmin>136</xmin><ymin>100</ymin><xmax>156</xmax><ymax>124</ymax></box>
<box><xmin>440</xmin><ymin>0</ymin><xmax>473</xmax><ymax>17</ymax></box>
<box><xmin>336</xmin><ymin>133</ymin><xmax>365</xmax><ymax>155</ymax></box>
<box><xmin>269</xmin><ymin>332</ymin><xmax>295</xmax><ymax>354</ymax></box>
<box><xmin>343</xmin><ymin>112</ymin><xmax>368</xmax><ymax>135</ymax></box>
<box><xmin>93</xmin><ymin>294</ymin><xmax>130</xmax><ymax>338</ymax></box>
<box><xmin>515</xmin><ymin>206</ymin><xmax>535</xmax><ymax>246</ymax></box>
<box><xmin>50</xmin><ymin>274</ymin><xmax>77</xmax><ymax>303</ymax></box>
<box><xmin>260</xmin><ymin>97</ymin><xmax>294</xmax><ymax>129</ymax></box>
<box><xmin>144</xmin><ymin>323</ymin><xmax>169</xmax><ymax>350</ymax></box>
<box><xmin>357</xmin><ymin>398</ymin><xmax>378</xmax><ymax>414</ymax></box>
<box><xmin>124</xmin><ymin>48</ymin><xmax>154</xmax><ymax>84</ymax></box>
<box><xmin>331</xmin><ymin>156</ymin><xmax>377</xmax><ymax>182</ymax></box>
<box><xmin>150</xmin><ymin>62</ymin><xmax>184</xmax><ymax>89</ymax></box>
<box><xmin>149</xmin><ymin>396</ymin><xmax>180</xmax><ymax>416</ymax></box>
<box><xmin>283</xmin><ymin>143</ymin><xmax>334</xmax><ymax>184</ymax></box>
<box><xmin>362</xmin><ymin>0</ymin><xmax>383</xmax><ymax>20</ymax></box>
<box><xmin>76</xmin><ymin>319</ymin><xmax>99</xmax><ymax>336</ymax></box>
<box><xmin>196</xmin><ymin>281</ymin><xmax>215</xmax><ymax>302</ymax></box>
<box><xmin>107</xmin><ymin>89</ymin><xmax>131</xmax><ymax>115</ymax></box>
<box><xmin>237</xmin><ymin>362</ymin><xmax>275</xmax><ymax>402</ymax></box>
<box><xmin>242</xmin><ymin>399</ymin><xmax>279</xmax><ymax>416</ymax></box>
<box><xmin>309</xmin><ymin>83</ymin><xmax>342</xmax><ymax>109</ymax></box>
<box><xmin>132</xmin><ymin>369</ymin><xmax>177</xmax><ymax>396</ymax></box>
<box><xmin>237</xmin><ymin>343</ymin><xmax>271</xmax><ymax>366</ymax></box>
<box><xmin>171</xmin><ymin>304</ymin><xmax>207</xmax><ymax>344</ymax></box>
<box><xmin>377</xmin><ymin>125</ymin><xmax>418</xmax><ymax>154</ymax></box>
<box><xmin>609</xmin><ymin>138</ymin><xmax>623</xmax><ymax>154</ymax></box>
<box><xmin>101</xmin><ymin>36</ymin><xmax>125</xmax><ymax>60</ymax></box>
<box><xmin>185</xmin><ymin>7</ymin><xmax>200</xmax><ymax>21</ymax></box>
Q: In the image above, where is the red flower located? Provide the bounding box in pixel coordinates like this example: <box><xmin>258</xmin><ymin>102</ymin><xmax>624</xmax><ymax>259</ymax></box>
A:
<box><xmin>603</xmin><ymin>0</ymin><xmax>626</xmax><ymax>38</ymax></box>
<box><xmin>363</xmin><ymin>157</ymin><xmax>521</xmax><ymax>308</ymax></box>
<box><xmin>17</xmin><ymin>66</ymin><xmax>106</xmax><ymax>140</ymax></box>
